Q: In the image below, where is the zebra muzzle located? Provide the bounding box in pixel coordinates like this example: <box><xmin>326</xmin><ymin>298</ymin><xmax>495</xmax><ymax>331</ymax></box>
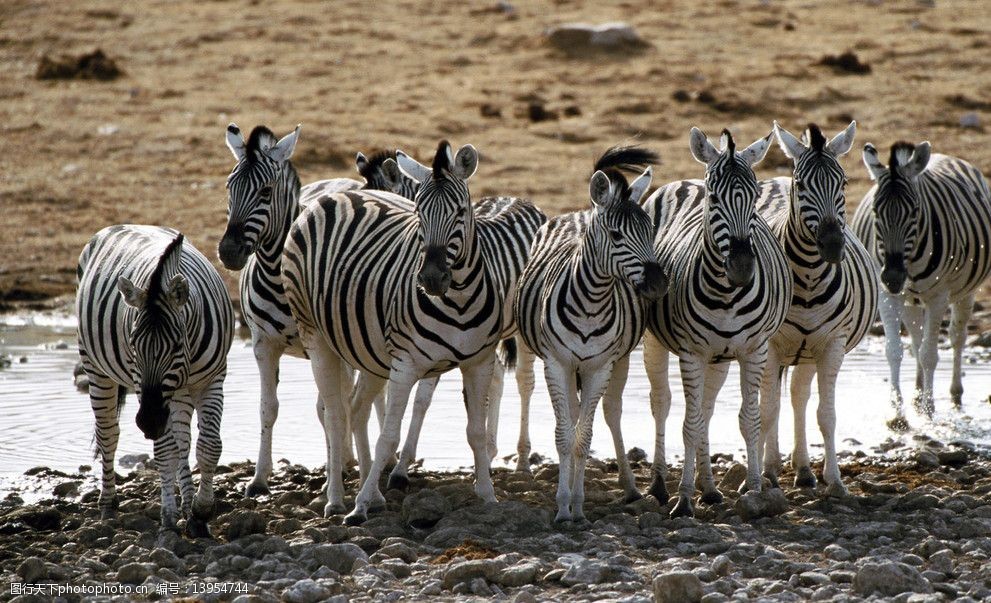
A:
<box><xmin>417</xmin><ymin>246</ymin><xmax>452</xmax><ymax>296</ymax></box>
<box><xmin>635</xmin><ymin>261</ymin><xmax>668</xmax><ymax>301</ymax></box>
<box><xmin>135</xmin><ymin>387</ymin><xmax>170</xmax><ymax>440</ymax></box>
<box><xmin>816</xmin><ymin>219</ymin><xmax>846</xmax><ymax>264</ymax></box>
<box><xmin>881</xmin><ymin>254</ymin><xmax>907</xmax><ymax>294</ymax></box>
<box><xmin>218</xmin><ymin>228</ymin><xmax>252</xmax><ymax>271</ymax></box>
<box><xmin>725</xmin><ymin>238</ymin><xmax>755</xmax><ymax>288</ymax></box>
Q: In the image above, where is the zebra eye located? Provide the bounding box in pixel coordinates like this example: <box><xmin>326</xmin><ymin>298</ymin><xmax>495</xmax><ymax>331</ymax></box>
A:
<box><xmin>609</xmin><ymin>229</ymin><xmax>623</xmax><ymax>243</ymax></box>
<box><xmin>259</xmin><ymin>186</ymin><xmax>273</xmax><ymax>201</ymax></box>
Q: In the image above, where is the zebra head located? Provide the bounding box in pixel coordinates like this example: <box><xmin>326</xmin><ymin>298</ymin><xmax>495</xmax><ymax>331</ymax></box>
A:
<box><xmin>690</xmin><ymin>127</ymin><xmax>772</xmax><ymax>288</ymax></box>
<box><xmin>588</xmin><ymin>146</ymin><xmax>667</xmax><ymax>300</ymax></box>
<box><xmin>117</xmin><ymin>234</ymin><xmax>190</xmax><ymax>440</ymax></box>
<box><xmin>356</xmin><ymin>150</ymin><xmax>421</xmax><ymax>199</ymax></box>
<box><xmin>863</xmin><ymin>140</ymin><xmax>932</xmax><ymax>294</ymax></box>
<box><xmin>219</xmin><ymin>123</ymin><xmax>301</xmax><ymax>270</ymax></box>
<box><xmin>397</xmin><ymin>141</ymin><xmax>478</xmax><ymax>297</ymax></box>
<box><xmin>774</xmin><ymin>121</ymin><xmax>857</xmax><ymax>264</ymax></box>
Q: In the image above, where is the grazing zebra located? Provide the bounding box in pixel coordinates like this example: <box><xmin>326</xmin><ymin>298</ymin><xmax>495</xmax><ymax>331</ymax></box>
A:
<box><xmin>516</xmin><ymin>147</ymin><xmax>666</xmax><ymax>523</ymax></box>
<box><xmin>283</xmin><ymin>141</ymin><xmax>544</xmax><ymax>524</ymax></box>
<box><xmin>851</xmin><ymin>140</ymin><xmax>991</xmax><ymax>428</ymax></box>
<box><xmin>642</xmin><ymin>128</ymin><xmax>791</xmax><ymax>517</ymax></box>
<box><xmin>77</xmin><ymin>226</ymin><xmax>234</xmax><ymax>535</ymax></box>
<box><xmin>756</xmin><ymin>121</ymin><xmax>878</xmax><ymax>496</ymax></box>
<box><xmin>218</xmin><ymin>123</ymin><xmax>364</xmax><ymax>497</ymax></box>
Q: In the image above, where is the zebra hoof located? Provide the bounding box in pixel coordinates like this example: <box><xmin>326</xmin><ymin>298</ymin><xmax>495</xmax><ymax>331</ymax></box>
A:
<box><xmin>669</xmin><ymin>496</ymin><xmax>694</xmax><ymax>518</ymax></box>
<box><xmin>886</xmin><ymin>415</ymin><xmax>910</xmax><ymax>432</ymax></box>
<box><xmin>343</xmin><ymin>510</ymin><xmax>367</xmax><ymax>526</ymax></box>
<box><xmin>386</xmin><ymin>473</ymin><xmax>409</xmax><ymax>491</ymax></box>
<box><xmin>622</xmin><ymin>490</ymin><xmax>643</xmax><ymax>504</ymax></box>
<box><xmin>700</xmin><ymin>490</ymin><xmax>723</xmax><ymax>505</ymax></box>
<box><xmin>324</xmin><ymin>502</ymin><xmax>347</xmax><ymax>518</ymax></box>
<box><xmin>647</xmin><ymin>475</ymin><xmax>669</xmax><ymax>503</ymax></box>
<box><xmin>794</xmin><ymin>467</ymin><xmax>817</xmax><ymax>489</ymax></box>
<box><xmin>824</xmin><ymin>481</ymin><xmax>849</xmax><ymax>498</ymax></box>
<box><xmin>184</xmin><ymin>517</ymin><xmax>212</xmax><ymax>539</ymax></box>
<box><xmin>245</xmin><ymin>482</ymin><xmax>271</xmax><ymax>498</ymax></box>
<box><xmin>553</xmin><ymin>512</ymin><xmax>572</xmax><ymax>525</ymax></box>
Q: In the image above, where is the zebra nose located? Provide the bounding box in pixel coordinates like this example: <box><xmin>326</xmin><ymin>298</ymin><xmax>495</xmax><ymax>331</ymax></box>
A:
<box><xmin>135</xmin><ymin>387</ymin><xmax>169</xmax><ymax>440</ymax></box>
<box><xmin>881</xmin><ymin>254</ymin><xmax>906</xmax><ymax>294</ymax></box>
<box><xmin>726</xmin><ymin>238</ymin><xmax>755</xmax><ymax>288</ymax></box>
<box><xmin>816</xmin><ymin>219</ymin><xmax>845</xmax><ymax>264</ymax></box>
<box><xmin>418</xmin><ymin>246</ymin><xmax>451</xmax><ymax>296</ymax></box>
<box><xmin>218</xmin><ymin>227</ymin><xmax>252</xmax><ymax>270</ymax></box>
<box><xmin>635</xmin><ymin>262</ymin><xmax>668</xmax><ymax>301</ymax></box>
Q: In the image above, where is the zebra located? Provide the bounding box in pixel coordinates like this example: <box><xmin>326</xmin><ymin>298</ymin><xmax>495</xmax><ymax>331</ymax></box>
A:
<box><xmin>515</xmin><ymin>147</ymin><xmax>667</xmax><ymax>523</ymax></box>
<box><xmin>641</xmin><ymin>127</ymin><xmax>791</xmax><ymax>518</ymax></box>
<box><xmin>77</xmin><ymin>226</ymin><xmax>234</xmax><ymax>535</ymax></box>
<box><xmin>356</xmin><ymin>149</ymin><xmax>542</xmax><ymax>476</ymax></box>
<box><xmin>755</xmin><ymin>121</ymin><xmax>878</xmax><ymax>496</ymax></box>
<box><xmin>218</xmin><ymin>123</ymin><xmax>365</xmax><ymax>497</ymax></box>
<box><xmin>282</xmin><ymin>141</ymin><xmax>545</xmax><ymax>524</ymax></box>
<box><xmin>851</xmin><ymin>140</ymin><xmax>991</xmax><ymax>428</ymax></box>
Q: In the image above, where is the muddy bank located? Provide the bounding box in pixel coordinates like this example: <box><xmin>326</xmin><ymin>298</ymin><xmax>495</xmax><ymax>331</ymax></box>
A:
<box><xmin>2</xmin><ymin>437</ymin><xmax>991</xmax><ymax>602</ymax></box>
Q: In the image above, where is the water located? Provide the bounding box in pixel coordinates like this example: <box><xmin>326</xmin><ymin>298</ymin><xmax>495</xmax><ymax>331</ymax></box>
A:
<box><xmin>2</xmin><ymin>311</ymin><xmax>991</xmax><ymax>487</ymax></box>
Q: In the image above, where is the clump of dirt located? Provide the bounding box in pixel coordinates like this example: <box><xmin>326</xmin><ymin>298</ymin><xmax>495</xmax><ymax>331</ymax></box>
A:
<box><xmin>35</xmin><ymin>49</ymin><xmax>124</xmax><ymax>81</ymax></box>
<box><xmin>431</xmin><ymin>539</ymin><xmax>500</xmax><ymax>564</ymax></box>
<box><xmin>944</xmin><ymin>94</ymin><xmax>991</xmax><ymax>112</ymax></box>
<box><xmin>816</xmin><ymin>51</ymin><xmax>871</xmax><ymax>75</ymax></box>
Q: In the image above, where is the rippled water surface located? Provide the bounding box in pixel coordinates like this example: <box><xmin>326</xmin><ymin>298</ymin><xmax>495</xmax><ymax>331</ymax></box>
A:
<box><xmin>2</xmin><ymin>311</ymin><xmax>991</xmax><ymax>485</ymax></box>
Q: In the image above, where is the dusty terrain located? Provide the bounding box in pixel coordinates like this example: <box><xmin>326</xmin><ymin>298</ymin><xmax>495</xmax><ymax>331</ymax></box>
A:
<box><xmin>1</xmin><ymin>0</ymin><xmax>990</xmax><ymax>311</ymax></box>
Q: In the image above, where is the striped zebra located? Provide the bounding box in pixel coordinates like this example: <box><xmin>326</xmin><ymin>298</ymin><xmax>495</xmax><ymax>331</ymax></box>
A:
<box><xmin>851</xmin><ymin>140</ymin><xmax>991</xmax><ymax>428</ymax></box>
<box><xmin>756</xmin><ymin>122</ymin><xmax>878</xmax><ymax>496</ymax></box>
<box><xmin>282</xmin><ymin>141</ymin><xmax>545</xmax><ymax>524</ymax></box>
<box><xmin>218</xmin><ymin>123</ymin><xmax>364</xmax><ymax>497</ymax></box>
<box><xmin>641</xmin><ymin>128</ymin><xmax>791</xmax><ymax>517</ymax></box>
<box><xmin>77</xmin><ymin>226</ymin><xmax>234</xmax><ymax>535</ymax></box>
<box><xmin>515</xmin><ymin>147</ymin><xmax>666</xmax><ymax>523</ymax></box>
<box><xmin>349</xmin><ymin>150</ymin><xmax>543</xmax><ymax>479</ymax></box>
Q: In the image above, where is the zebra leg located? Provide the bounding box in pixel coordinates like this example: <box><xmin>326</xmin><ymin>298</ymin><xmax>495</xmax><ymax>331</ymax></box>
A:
<box><xmin>486</xmin><ymin>356</ymin><xmax>505</xmax><ymax>463</ymax></box>
<box><xmin>879</xmin><ymin>290</ymin><xmax>909</xmax><ymax>430</ymax></box>
<box><xmin>918</xmin><ymin>292</ymin><xmax>950</xmax><ymax>418</ymax></box>
<box><xmin>462</xmin><ymin>352</ymin><xmax>499</xmax><ymax>504</ymax></box>
<box><xmin>570</xmin><ymin>364</ymin><xmax>613</xmax><ymax>523</ymax></box>
<box><xmin>153</xmin><ymin>429</ymin><xmax>180</xmax><ymax>532</ymax></box>
<box><xmin>601</xmin><ymin>353</ymin><xmax>640</xmax><ymax>503</ymax></box>
<box><xmin>306</xmin><ymin>342</ymin><xmax>351</xmax><ymax>517</ymax></box>
<box><xmin>738</xmin><ymin>347</ymin><xmax>766</xmax><ymax>495</ymax></box>
<box><xmin>515</xmin><ymin>341</ymin><xmax>536</xmax><ymax>473</ymax></box>
<box><xmin>903</xmin><ymin>303</ymin><xmax>924</xmax><ymax>411</ymax></box>
<box><xmin>790</xmin><ymin>363</ymin><xmax>818</xmax><ymax>488</ymax></box>
<box><xmin>816</xmin><ymin>340</ymin><xmax>847</xmax><ymax>497</ymax></box>
<box><xmin>88</xmin><ymin>371</ymin><xmax>121</xmax><ymax>519</ymax></box>
<box><xmin>349</xmin><ymin>372</ymin><xmax>387</xmax><ymax>489</ymax></box>
<box><xmin>168</xmin><ymin>393</ymin><xmax>196</xmax><ymax>519</ymax></box>
<box><xmin>346</xmin><ymin>367</ymin><xmax>418</xmax><ymax>526</ymax></box>
<box><xmin>759</xmin><ymin>348</ymin><xmax>783</xmax><ymax>489</ymax></box>
<box><xmin>392</xmin><ymin>376</ymin><xmax>439</xmax><ymax>491</ymax></box>
<box><xmin>544</xmin><ymin>357</ymin><xmax>578</xmax><ymax>522</ymax></box>
<box><xmin>949</xmin><ymin>295</ymin><xmax>973</xmax><ymax>407</ymax></box>
<box><xmin>673</xmin><ymin>355</ymin><xmax>705</xmax><ymax>518</ymax></box>
<box><xmin>188</xmin><ymin>378</ymin><xmax>224</xmax><ymax>538</ymax></box>
<box><xmin>643</xmin><ymin>333</ymin><xmax>672</xmax><ymax>504</ymax></box>
<box><xmin>697</xmin><ymin>362</ymin><xmax>729</xmax><ymax>504</ymax></box>
<box><xmin>246</xmin><ymin>337</ymin><xmax>284</xmax><ymax>497</ymax></box>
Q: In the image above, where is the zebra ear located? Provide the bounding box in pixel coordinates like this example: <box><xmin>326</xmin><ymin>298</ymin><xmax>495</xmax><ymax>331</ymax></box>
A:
<box><xmin>739</xmin><ymin>132</ymin><xmax>773</xmax><ymax>167</ymax></box>
<box><xmin>163</xmin><ymin>274</ymin><xmax>189</xmax><ymax>309</ymax></box>
<box><xmin>355</xmin><ymin>152</ymin><xmax>369</xmax><ymax>176</ymax></box>
<box><xmin>826</xmin><ymin>121</ymin><xmax>857</xmax><ymax>157</ymax></box>
<box><xmin>862</xmin><ymin>143</ymin><xmax>886</xmax><ymax>181</ymax></box>
<box><xmin>226</xmin><ymin>123</ymin><xmax>246</xmax><ymax>161</ymax></box>
<box><xmin>117</xmin><ymin>276</ymin><xmax>148</xmax><ymax>309</ymax></box>
<box><xmin>628</xmin><ymin>166</ymin><xmax>653</xmax><ymax>204</ymax></box>
<box><xmin>773</xmin><ymin>121</ymin><xmax>807</xmax><ymax>162</ymax></box>
<box><xmin>689</xmin><ymin>127</ymin><xmax>720</xmax><ymax>165</ymax></box>
<box><xmin>589</xmin><ymin>170</ymin><xmax>615</xmax><ymax>208</ymax></box>
<box><xmin>900</xmin><ymin>141</ymin><xmax>931</xmax><ymax>179</ymax></box>
<box><xmin>452</xmin><ymin>145</ymin><xmax>479</xmax><ymax>180</ymax></box>
<box><xmin>268</xmin><ymin>124</ymin><xmax>300</xmax><ymax>164</ymax></box>
<box><xmin>396</xmin><ymin>151</ymin><xmax>431</xmax><ymax>185</ymax></box>
<box><xmin>380</xmin><ymin>158</ymin><xmax>403</xmax><ymax>193</ymax></box>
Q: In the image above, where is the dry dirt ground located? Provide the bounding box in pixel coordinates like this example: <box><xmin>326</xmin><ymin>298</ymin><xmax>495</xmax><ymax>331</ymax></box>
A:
<box><xmin>1</xmin><ymin>0</ymin><xmax>990</xmax><ymax>312</ymax></box>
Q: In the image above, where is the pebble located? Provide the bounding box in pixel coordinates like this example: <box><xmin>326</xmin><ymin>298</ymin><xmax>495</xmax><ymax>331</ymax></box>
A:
<box><xmin>853</xmin><ymin>561</ymin><xmax>934</xmax><ymax>596</ymax></box>
<box><xmin>545</xmin><ymin>22</ymin><xmax>649</xmax><ymax>55</ymax></box>
<box><xmin>653</xmin><ymin>571</ymin><xmax>703</xmax><ymax>603</ymax></box>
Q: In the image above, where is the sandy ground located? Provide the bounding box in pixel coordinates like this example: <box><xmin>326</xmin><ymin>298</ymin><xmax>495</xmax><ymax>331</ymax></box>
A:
<box><xmin>1</xmin><ymin>0</ymin><xmax>990</xmax><ymax>311</ymax></box>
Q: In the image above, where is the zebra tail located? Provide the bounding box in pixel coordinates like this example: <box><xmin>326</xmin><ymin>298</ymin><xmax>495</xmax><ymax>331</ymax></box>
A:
<box><xmin>497</xmin><ymin>338</ymin><xmax>517</xmax><ymax>371</ymax></box>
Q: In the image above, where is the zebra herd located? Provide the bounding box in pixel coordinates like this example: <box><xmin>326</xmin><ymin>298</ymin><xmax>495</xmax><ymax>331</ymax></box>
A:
<box><xmin>74</xmin><ymin>119</ymin><xmax>991</xmax><ymax>535</ymax></box>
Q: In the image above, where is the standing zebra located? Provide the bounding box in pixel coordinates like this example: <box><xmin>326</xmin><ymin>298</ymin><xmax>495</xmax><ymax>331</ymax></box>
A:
<box><xmin>642</xmin><ymin>128</ymin><xmax>791</xmax><ymax>517</ymax></box>
<box><xmin>283</xmin><ymin>141</ymin><xmax>544</xmax><ymax>524</ymax></box>
<box><xmin>77</xmin><ymin>226</ymin><xmax>234</xmax><ymax>535</ymax></box>
<box><xmin>756</xmin><ymin>122</ymin><xmax>878</xmax><ymax>496</ymax></box>
<box><xmin>219</xmin><ymin>123</ymin><xmax>364</xmax><ymax>497</ymax></box>
<box><xmin>515</xmin><ymin>147</ymin><xmax>666</xmax><ymax>523</ymax></box>
<box><xmin>851</xmin><ymin>140</ymin><xmax>991</xmax><ymax>428</ymax></box>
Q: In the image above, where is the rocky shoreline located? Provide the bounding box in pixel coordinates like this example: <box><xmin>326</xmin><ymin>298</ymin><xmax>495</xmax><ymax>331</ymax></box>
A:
<box><xmin>1</xmin><ymin>437</ymin><xmax>991</xmax><ymax>603</ymax></box>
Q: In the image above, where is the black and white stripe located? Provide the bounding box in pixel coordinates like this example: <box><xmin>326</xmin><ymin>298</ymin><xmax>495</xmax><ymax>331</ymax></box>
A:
<box><xmin>851</xmin><ymin>139</ymin><xmax>991</xmax><ymax>427</ymax></box>
<box><xmin>755</xmin><ymin>122</ymin><xmax>878</xmax><ymax>495</ymax></box>
<box><xmin>642</xmin><ymin>128</ymin><xmax>791</xmax><ymax>517</ymax></box>
<box><xmin>77</xmin><ymin>226</ymin><xmax>233</xmax><ymax>535</ymax></box>
<box><xmin>516</xmin><ymin>147</ymin><xmax>666</xmax><ymax>522</ymax></box>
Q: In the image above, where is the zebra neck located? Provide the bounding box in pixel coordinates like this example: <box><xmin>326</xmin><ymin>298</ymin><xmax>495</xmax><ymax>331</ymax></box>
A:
<box><xmin>570</xmin><ymin>239</ymin><xmax>616</xmax><ymax>310</ymax></box>
<box><xmin>907</xmin><ymin>199</ymin><xmax>933</xmax><ymax>270</ymax></box>
<box><xmin>698</xmin><ymin>238</ymin><xmax>740</xmax><ymax>297</ymax></box>
<box><xmin>447</xmin><ymin>226</ymin><xmax>487</xmax><ymax>298</ymax></box>
<box><xmin>255</xmin><ymin>168</ymin><xmax>302</xmax><ymax>277</ymax></box>
<box><xmin>782</xmin><ymin>214</ymin><xmax>831</xmax><ymax>273</ymax></box>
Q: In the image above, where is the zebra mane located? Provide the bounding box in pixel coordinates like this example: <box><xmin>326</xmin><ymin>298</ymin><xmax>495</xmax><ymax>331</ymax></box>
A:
<box><xmin>889</xmin><ymin>141</ymin><xmax>916</xmax><ymax>175</ymax></box>
<box><xmin>593</xmin><ymin>145</ymin><xmax>659</xmax><ymax>201</ymax></box>
<box><xmin>245</xmin><ymin>126</ymin><xmax>277</xmax><ymax>164</ymax></box>
<box><xmin>432</xmin><ymin>140</ymin><xmax>453</xmax><ymax>178</ymax></box>
<box><xmin>807</xmin><ymin>124</ymin><xmax>827</xmax><ymax>152</ymax></box>
<box><xmin>357</xmin><ymin>149</ymin><xmax>397</xmax><ymax>181</ymax></box>
<box><xmin>721</xmin><ymin>129</ymin><xmax>735</xmax><ymax>154</ymax></box>
<box><xmin>146</xmin><ymin>233</ymin><xmax>184</xmax><ymax>305</ymax></box>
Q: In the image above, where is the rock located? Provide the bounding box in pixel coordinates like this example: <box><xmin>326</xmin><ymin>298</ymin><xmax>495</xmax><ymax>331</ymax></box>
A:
<box><xmin>734</xmin><ymin>490</ymin><xmax>789</xmax><ymax>521</ymax></box>
<box><xmin>119</xmin><ymin>453</ymin><xmax>150</xmax><ymax>468</ymax></box>
<box><xmin>117</xmin><ymin>562</ymin><xmax>153</xmax><ymax>584</ymax></box>
<box><xmin>960</xmin><ymin>113</ymin><xmax>981</xmax><ymax>129</ymax></box>
<box><xmin>928</xmin><ymin>549</ymin><xmax>953</xmax><ymax>573</ymax></box>
<box><xmin>53</xmin><ymin>481</ymin><xmax>81</xmax><ymax>497</ymax></box>
<box><xmin>653</xmin><ymin>571</ymin><xmax>704</xmax><ymax>603</ymax></box>
<box><xmin>298</xmin><ymin>543</ymin><xmax>369</xmax><ymax>574</ymax></box>
<box><xmin>497</xmin><ymin>560</ymin><xmax>542</xmax><ymax>587</ymax></box>
<box><xmin>824</xmin><ymin>544</ymin><xmax>852</xmax><ymax>561</ymax></box>
<box><xmin>545</xmin><ymin>22</ymin><xmax>650</xmax><ymax>55</ymax></box>
<box><xmin>937</xmin><ymin>449</ymin><xmax>968</xmax><ymax>467</ymax></box>
<box><xmin>513</xmin><ymin>591</ymin><xmax>537</xmax><ymax>603</ymax></box>
<box><xmin>560</xmin><ymin>558</ymin><xmax>609</xmax><ymax>586</ymax></box>
<box><xmin>16</xmin><ymin>557</ymin><xmax>47</xmax><ymax>583</ymax></box>
<box><xmin>718</xmin><ymin>463</ymin><xmax>748</xmax><ymax>492</ymax></box>
<box><xmin>401</xmin><ymin>489</ymin><xmax>451</xmax><ymax>528</ymax></box>
<box><xmin>915</xmin><ymin>450</ymin><xmax>940</xmax><ymax>469</ymax></box>
<box><xmin>627</xmin><ymin>447</ymin><xmax>647</xmax><ymax>463</ymax></box>
<box><xmin>853</xmin><ymin>561</ymin><xmax>933</xmax><ymax>596</ymax></box>
<box><xmin>711</xmin><ymin>554</ymin><xmax>731</xmax><ymax>576</ymax></box>
<box><xmin>2</xmin><ymin>506</ymin><xmax>61</xmax><ymax>531</ymax></box>
<box><xmin>443</xmin><ymin>559</ymin><xmax>506</xmax><ymax>590</ymax></box>
<box><xmin>799</xmin><ymin>571</ymin><xmax>830</xmax><ymax>586</ymax></box>
<box><xmin>225</xmin><ymin>510</ymin><xmax>267</xmax><ymax>540</ymax></box>
<box><xmin>375</xmin><ymin>542</ymin><xmax>418</xmax><ymax>564</ymax></box>
<box><xmin>281</xmin><ymin>579</ymin><xmax>330</xmax><ymax>603</ymax></box>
